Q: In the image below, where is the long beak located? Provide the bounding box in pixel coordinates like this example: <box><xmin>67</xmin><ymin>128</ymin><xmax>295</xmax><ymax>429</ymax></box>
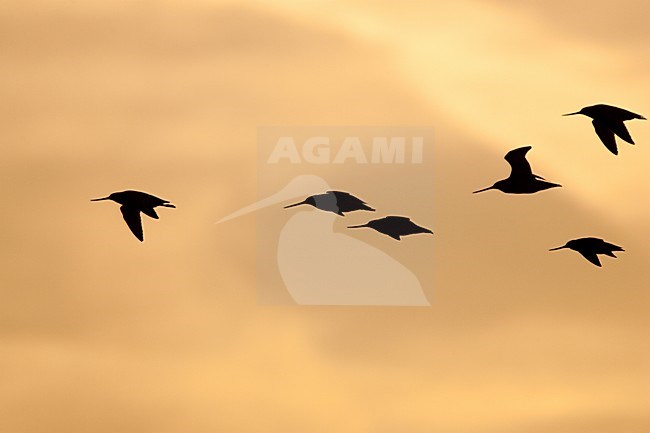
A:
<box><xmin>472</xmin><ymin>186</ymin><xmax>494</xmax><ymax>194</ymax></box>
<box><xmin>90</xmin><ymin>197</ymin><xmax>110</xmax><ymax>201</ymax></box>
<box><xmin>284</xmin><ymin>200</ymin><xmax>307</xmax><ymax>209</ymax></box>
<box><xmin>562</xmin><ymin>111</ymin><xmax>581</xmax><ymax>116</ymax></box>
<box><xmin>347</xmin><ymin>224</ymin><xmax>368</xmax><ymax>229</ymax></box>
<box><xmin>549</xmin><ymin>245</ymin><xmax>567</xmax><ymax>251</ymax></box>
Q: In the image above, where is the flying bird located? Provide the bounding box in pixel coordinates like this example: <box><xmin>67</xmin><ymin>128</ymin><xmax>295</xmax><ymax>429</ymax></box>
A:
<box><xmin>473</xmin><ymin>146</ymin><xmax>561</xmax><ymax>194</ymax></box>
<box><xmin>91</xmin><ymin>190</ymin><xmax>175</xmax><ymax>242</ymax></box>
<box><xmin>284</xmin><ymin>190</ymin><xmax>374</xmax><ymax>216</ymax></box>
<box><xmin>218</xmin><ymin>175</ymin><xmax>431</xmax><ymax>305</ymax></box>
<box><xmin>348</xmin><ymin>216</ymin><xmax>433</xmax><ymax>241</ymax></box>
<box><xmin>563</xmin><ymin>104</ymin><xmax>646</xmax><ymax>155</ymax></box>
<box><xmin>549</xmin><ymin>237</ymin><xmax>624</xmax><ymax>267</ymax></box>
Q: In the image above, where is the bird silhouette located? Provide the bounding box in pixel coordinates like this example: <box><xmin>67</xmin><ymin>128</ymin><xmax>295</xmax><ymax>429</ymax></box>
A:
<box><xmin>563</xmin><ymin>104</ymin><xmax>646</xmax><ymax>155</ymax></box>
<box><xmin>284</xmin><ymin>190</ymin><xmax>374</xmax><ymax>216</ymax></box>
<box><xmin>473</xmin><ymin>146</ymin><xmax>561</xmax><ymax>194</ymax></box>
<box><xmin>348</xmin><ymin>216</ymin><xmax>433</xmax><ymax>241</ymax></box>
<box><xmin>549</xmin><ymin>237</ymin><xmax>624</xmax><ymax>267</ymax></box>
<box><xmin>218</xmin><ymin>176</ymin><xmax>430</xmax><ymax>305</ymax></box>
<box><xmin>91</xmin><ymin>190</ymin><xmax>175</xmax><ymax>242</ymax></box>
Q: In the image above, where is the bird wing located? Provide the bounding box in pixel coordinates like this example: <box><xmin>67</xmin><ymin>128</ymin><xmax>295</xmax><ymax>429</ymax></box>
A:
<box><xmin>592</xmin><ymin>119</ymin><xmax>618</xmax><ymax>155</ymax></box>
<box><xmin>504</xmin><ymin>146</ymin><xmax>533</xmax><ymax>178</ymax></box>
<box><xmin>140</xmin><ymin>207</ymin><xmax>159</xmax><ymax>219</ymax></box>
<box><xmin>120</xmin><ymin>206</ymin><xmax>144</xmax><ymax>241</ymax></box>
<box><xmin>607</xmin><ymin>120</ymin><xmax>634</xmax><ymax>144</ymax></box>
<box><xmin>328</xmin><ymin>191</ymin><xmax>352</xmax><ymax>197</ymax></box>
<box><xmin>328</xmin><ymin>191</ymin><xmax>368</xmax><ymax>204</ymax></box>
<box><xmin>327</xmin><ymin>191</ymin><xmax>374</xmax><ymax>212</ymax></box>
<box><xmin>577</xmin><ymin>250</ymin><xmax>602</xmax><ymax>267</ymax></box>
<box><xmin>394</xmin><ymin>218</ymin><xmax>433</xmax><ymax>235</ymax></box>
<box><xmin>370</xmin><ymin>217</ymin><xmax>403</xmax><ymax>240</ymax></box>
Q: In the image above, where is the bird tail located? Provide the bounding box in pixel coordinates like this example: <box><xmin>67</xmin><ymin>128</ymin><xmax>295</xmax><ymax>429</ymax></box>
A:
<box><xmin>606</xmin><ymin>243</ymin><xmax>625</xmax><ymax>252</ymax></box>
<box><xmin>542</xmin><ymin>181</ymin><xmax>562</xmax><ymax>189</ymax></box>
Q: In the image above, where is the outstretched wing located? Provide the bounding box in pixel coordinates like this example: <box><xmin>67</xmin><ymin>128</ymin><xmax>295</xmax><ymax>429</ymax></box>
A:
<box><xmin>327</xmin><ymin>191</ymin><xmax>375</xmax><ymax>212</ymax></box>
<box><xmin>382</xmin><ymin>216</ymin><xmax>432</xmax><ymax>239</ymax></box>
<box><xmin>578</xmin><ymin>250</ymin><xmax>602</xmax><ymax>267</ymax></box>
<box><xmin>504</xmin><ymin>146</ymin><xmax>533</xmax><ymax>178</ymax></box>
<box><xmin>607</xmin><ymin>120</ymin><xmax>634</xmax><ymax>144</ymax></box>
<box><xmin>120</xmin><ymin>206</ymin><xmax>144</xmax><ymax>241</ymax></box>
<box><xmin>592</xmin><ymin>120</ymin><xmax>618</xmax><ymax>154</ymax></box>
<box><xmin>394</xmin><ymin>217</ymin><xmax>433</xmax><ymax>236</ymax></box>
<box><xmin>329</xmin><ymin>190</ymin><xmax>361</xmax><ymax>200</ymax></box>
<box><xmin>140</xmin><ymin>207</ymin><xmax>159</xmax><ymax>219</ymax></box>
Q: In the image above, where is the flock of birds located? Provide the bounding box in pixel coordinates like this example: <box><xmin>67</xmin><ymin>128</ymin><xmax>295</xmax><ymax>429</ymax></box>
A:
<box><xmin>283</xmin><ymin>191</ymin><xmax>433</xmax><ymax>240</ymax></box>
<box><xmin>92</xmin><ymin>103</ymin><xmax>644</xmax><ymax>267</ymax></box>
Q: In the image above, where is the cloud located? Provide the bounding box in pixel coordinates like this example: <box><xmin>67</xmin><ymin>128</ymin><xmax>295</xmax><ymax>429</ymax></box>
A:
<box><xmin>1</xmin><ymin>1</ymin><xmax>648</xmax><ymax>432</ymax></box>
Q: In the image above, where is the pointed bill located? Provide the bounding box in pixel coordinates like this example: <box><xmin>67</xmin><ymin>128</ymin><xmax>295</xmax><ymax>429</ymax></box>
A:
<box><xmin>472</xmin><ymin>185</ymin><xmax>494</xmax><ymax>194</ymax></box>
<box><xmin>283</xmin><ymin>200</ymin><xmax>308</xmax><ymax>209</ymax></box>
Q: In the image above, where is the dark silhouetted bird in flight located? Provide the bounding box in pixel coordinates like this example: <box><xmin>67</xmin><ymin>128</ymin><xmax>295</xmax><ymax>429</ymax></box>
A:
<box><xmin>348</xmin><ymin>216</ymin><xmax>432</xmax><ymax>240</ymax></box>
<box><xmin>549</xmin><ymin>237</ymin><xmax>624</xmax><ymax>267</ymax></box>
<box><xmin>473</xmin><ymin>146</ymin><xmax>561</xmax><ymax>194</ymax></box>
<box><xmin>284</xmin><ymin>191</ymin><xmax>374</xmax><ymax>216</ymax></box>
<box><xmin>91</xmin><ymin>190</ymin><xmax>175</xmax><ymax>242</ymax></box>
<box><xmin>563</xmin><ymin>104</ymin><xmax>646</xmax><ymax>155</ymax></box>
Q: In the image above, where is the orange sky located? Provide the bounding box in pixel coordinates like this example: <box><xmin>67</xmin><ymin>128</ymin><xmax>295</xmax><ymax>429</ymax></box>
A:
<box><xmin>1</xmin><ymin>1</ymin><xmax>649</xmax><ymax>432</ymax></box>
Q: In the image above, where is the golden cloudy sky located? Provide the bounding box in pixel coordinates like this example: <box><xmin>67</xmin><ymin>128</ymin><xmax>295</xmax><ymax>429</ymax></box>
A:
<box><xmin>1</xmin><ymin>1</ymin><xmax>649</xmax><ymax>432</ymax></box>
